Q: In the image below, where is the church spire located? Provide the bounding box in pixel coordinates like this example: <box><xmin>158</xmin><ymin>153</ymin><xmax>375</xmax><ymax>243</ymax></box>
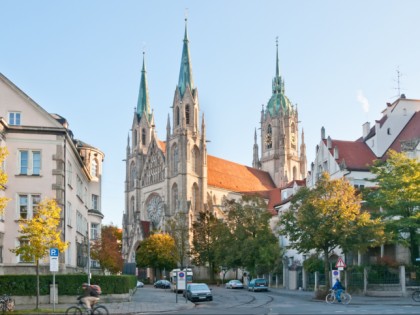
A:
<box><xmin>137</xmin><ymin>52</ymin><xmax>151</xmax><ymax>120</ymax></box>
<box><xmin>272</xmin><ymin>37</ymin><xmax>283</xmax><ymax>95</ymax></box>
<box><xmin>178</xmin><ymin>18</ymin><xmax>194</xmax><ymax>98</ymax></box>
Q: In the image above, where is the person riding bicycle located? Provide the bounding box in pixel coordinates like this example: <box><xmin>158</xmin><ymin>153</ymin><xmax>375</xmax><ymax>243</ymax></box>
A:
<box><xmin>78</xmin><ymin>283</ymin><xmax>100</xmax><ymax>312</ymax></box>
<box><xmin>332</xmin><ymin>278</ymin><xmax>344</xmax><ymax>303</ymax></box>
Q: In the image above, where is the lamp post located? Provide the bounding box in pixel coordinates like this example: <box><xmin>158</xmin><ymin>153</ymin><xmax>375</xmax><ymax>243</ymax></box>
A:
<box><xmin>86</xmin><ymin>222</ymin><xmax>91</xmax><ymax>285</ymax></box>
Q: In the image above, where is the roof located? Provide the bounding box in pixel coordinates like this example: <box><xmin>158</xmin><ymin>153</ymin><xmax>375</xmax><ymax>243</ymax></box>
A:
<box><xmin>207</xmin><ymin>155</ymin><xmax>276</xmax><ymax>193</ymax></box>
<box><xmin>387</xmin><ymin>111</ymin><xmax>420</xmax><ymax>154</ymax></box>
<box><xmin>324</xmin><ymin>139</ymin><xmax>377</xmax><ymax>171</ymax></box>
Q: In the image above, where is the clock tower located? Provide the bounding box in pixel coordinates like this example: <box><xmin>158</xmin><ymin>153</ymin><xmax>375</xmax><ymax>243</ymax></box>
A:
<box><xmin>254</xmin><ymin>39</ymin><xmax>307</xmax><ymax>187</ymax></box>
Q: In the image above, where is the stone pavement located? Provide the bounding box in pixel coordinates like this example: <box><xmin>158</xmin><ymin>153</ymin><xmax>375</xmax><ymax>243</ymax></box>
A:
<box><xmin>13</xmin><ymin>285</ymin><xmax>419</xmax><ymax>314</ymax></box>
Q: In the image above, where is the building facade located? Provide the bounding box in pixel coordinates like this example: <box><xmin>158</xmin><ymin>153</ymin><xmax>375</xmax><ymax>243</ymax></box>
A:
<box><xmin>122</xmin><ymin>21</ymin><xmax>307</xmax><ymax>265</ymax></box>
<box><xmin>0</xmin><ymin>73</ymin><xmax>105</xmax><ymax>274</ymax></box>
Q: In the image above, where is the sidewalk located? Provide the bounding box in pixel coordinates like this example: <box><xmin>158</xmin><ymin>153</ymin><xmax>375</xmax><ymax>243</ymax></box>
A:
<box><xmin>14</xmin><ymin>287</ymin><xmax>195</xmax><ymax>314</ymax></box>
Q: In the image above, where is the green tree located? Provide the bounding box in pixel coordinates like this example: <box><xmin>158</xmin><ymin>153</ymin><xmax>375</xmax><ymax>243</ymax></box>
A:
<box><xmin>224</xmin><ymin>196</ymin><xmax>281</xmax><ymax>277</ymax></box>
<box><xmin>136</xmin><ymin>233</ymin><xmax>178</xmax><ymax>278</ymax></box>
<box><xmin>190</xmin><ymin>208</ymin><xmax>227</xmax><ymax>282</ymax></box>
<box><xmin>10</xmin><ymin>198</ymin><xmax>68</xmax><ymax>309</ymax></box>
<box><xmin>365</xmin><ymin>150</ymin><xmax>420</xmax><ymax>264</ymax></box>
<box><xmin>165</xmin><ymin>211</ymin><xmax>189</xmax><ymax>268</ymax></box>
<box><xmin>91</xmin><ymin>224</ymin><xmax>123</xmax><ymax>274</ymax></box>
<box><xmin>279</xmin><ymin>172</ymin><xmax>384</xmax><ymax>288</ymax></box>
<box><xmin>0</xmin><ymin>147</ymin><xmax>10</xmax><ymax>214</ymax></box>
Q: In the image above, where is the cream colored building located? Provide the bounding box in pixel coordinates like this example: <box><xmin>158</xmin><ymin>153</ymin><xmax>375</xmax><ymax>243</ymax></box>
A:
<box><xmin>0</xmin><ymin>73</ymin><xmax>104</xmax><ymax>274</ymax></box>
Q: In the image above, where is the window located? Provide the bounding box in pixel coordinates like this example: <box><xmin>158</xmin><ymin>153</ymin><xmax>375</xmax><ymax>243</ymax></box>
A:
<box><xmin>130</xmin><ymin>162</ymin><xmax>136</xmax><ymax>189</ymax></box>
<box><xmin>185</xmin><ymin>105</ymin><xmax>190</xmax><ymax>125</ymax></box>
<box><xmin>17</xmin><ymin>239</ymin><xmax>34</xmax><ymax>262</ymax></box>
<box><xmin>8</xmin><ymin>112</ymin><xmax>21</xmax><ymax>126</ymax></box>
<box><xmin>142</xmin><ymin>128</ymin><xmax>146</xmax><ymax>145</ymax></box>
<box><xmin>92</xmin><ymin>194</ymin><xmax>99</xmax><ymax>210</ymax></box>
<box><xmin>67</xmin><ymin>161</ymin><xmax>73</xmax><ymax>187</ymax></box>
<box><xmin>176</xmin><ymin>107</ymin><xmax>180</xmax><ymax>126</ymax></box>
<box><xmin>172</xmin><ymin>144</ymin><xmax>179</xmax><ymax>175</ymax></box>
<box><xmin>91</xmin><ymin>223</ymin><xmax>99</xmax><ymax>240</ymax></box>
<box><xmin>66</xmin><ymin>201</ymin><xmax>72</xmax><ymax>226</ymax></box>
<box><xmin>18</xmin><ymin>194</ymin><xmax>41</xmax><ymax>219</ymax></box>
<box><xmin>19</xmin><ymin>150</ymin><xmax>41</xmax><ymax>175</ymax></box>
<box><xmin>76</xmin><ymin>176</ymin><xmax>83</xmax><ymax>199</ymax></box>
<box><xmin>91</xmin><ymin>159</ymin><xmax>98</xmax><ymax>177</ymax></box>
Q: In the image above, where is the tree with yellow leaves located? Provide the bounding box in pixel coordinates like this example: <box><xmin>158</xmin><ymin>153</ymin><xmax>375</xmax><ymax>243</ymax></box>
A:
<box><xmin>11</xmin><ymin>198</ymin><xmax>68</xmax><ymax>309</ymax></box>
<box><xmin>0</xmin><ymin>147</ymin><xmax>10</xmax><ymax>214</ymax></box>
<box><xmin>278</xmin><ymin>172</ymin><xmax>384</xmax><ymax>289</ymax></box>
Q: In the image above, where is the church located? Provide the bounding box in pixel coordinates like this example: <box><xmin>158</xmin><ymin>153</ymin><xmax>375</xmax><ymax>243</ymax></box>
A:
<box><xmin>122</xmin><ymin>20</ymin><xmax>307</xmax><ymax>265</ymax></box>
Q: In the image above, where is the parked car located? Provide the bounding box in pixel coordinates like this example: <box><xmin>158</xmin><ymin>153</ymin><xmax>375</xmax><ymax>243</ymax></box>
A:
<box><xmin>154</xmin><ymin>279</ymin><xmax>171</xmax><ymax>289</ymax></box>
<box><xmin>225</xmin><ymin>279</ymin><xmax>244</xmax><ymax>289</ymax></box>
<box><xmin>247</xmin><ymin>278</ymin><xmax>268</xmax><ymax>292</ymax></box>
<box><xmin>184</xmin><ymin>283</ymin><xmax>213</xmax><ymax>302</ymax></box>
<box><xmin>137</xmin><ymin>281</ymin><xmax>144</xmax><ymax>288</ymax></box>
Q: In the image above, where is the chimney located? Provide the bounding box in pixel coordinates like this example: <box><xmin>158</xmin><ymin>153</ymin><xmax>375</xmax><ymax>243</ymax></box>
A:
<box><xmin>363</xmin><ymin>122</ymin><xmax>370</xmax><ymax>138</ymax></box>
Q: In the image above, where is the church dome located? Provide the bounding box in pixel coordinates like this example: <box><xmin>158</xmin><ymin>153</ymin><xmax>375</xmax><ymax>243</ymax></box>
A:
<box><xmin>266</xmin><ymin>92</ymin><xmax>293</xmax><ymax>117</ymax></box>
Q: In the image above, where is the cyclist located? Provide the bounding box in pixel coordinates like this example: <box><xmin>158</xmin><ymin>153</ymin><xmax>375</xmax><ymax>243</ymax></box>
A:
<box><xmin>332</xmin><ymin>278</ymin><xmax>344</xmax><ymax>303</ymax></box>
<box><xmin>78</xmin><ymin>283</ymin><xmax>100</xmax><ymax>312</ymax></box>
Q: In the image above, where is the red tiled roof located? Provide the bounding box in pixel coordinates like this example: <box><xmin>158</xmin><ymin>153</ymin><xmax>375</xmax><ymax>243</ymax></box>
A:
<box><xmin>158</xmin><ymin>140</ymin><xmax>166</xmax><ymax>153</ymax></box>
<box><xmin>387</xmin><ymin>112</ymin><xmax>420</xmax><ymax>155</ymax></box>
<box><xmin>207</xmin><ymin>155</ymin><xmax>276</xmax><ymax>193</ymax></box>
<box><xmin>325</xmin><ymin>139</ymin><xmax>377</xmax><ymax>171</ymax></box>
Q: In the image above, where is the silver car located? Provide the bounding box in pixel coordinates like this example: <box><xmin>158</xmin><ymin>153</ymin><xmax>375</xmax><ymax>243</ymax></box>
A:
<box><xmin>225</xmin><ymin>280</ymin><xmax>244</xmax><ymax>289</ymax></box>
<box><xmin>185</xmin><ymin>283</ymin><xmax>213</xmax><ymax>302</ymax></box>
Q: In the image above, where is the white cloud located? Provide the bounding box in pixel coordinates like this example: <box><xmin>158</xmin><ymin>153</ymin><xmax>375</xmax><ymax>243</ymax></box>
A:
<box><xmin>357</xmin><ymin>90</ymin><xmax>370</xmax><ymax>113</ymax></box>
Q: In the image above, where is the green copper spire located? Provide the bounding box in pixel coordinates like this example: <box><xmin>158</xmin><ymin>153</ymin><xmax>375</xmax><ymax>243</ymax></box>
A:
<box><xmin>178</xmin><ymin>18</ymin><xmax>194</xmax><ymax>97</ymax></box>
<box><xmin>266</xmin><ymin>38</ymin><xmax>292</xmax><ymax>117</ymax></box>
<box><xmin>137</xmin><ymin>52</ymin><xmax>152</xmax><ymax>120</ymax></box>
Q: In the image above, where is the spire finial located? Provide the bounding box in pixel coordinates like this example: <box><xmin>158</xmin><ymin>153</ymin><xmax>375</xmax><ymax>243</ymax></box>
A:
<box><xmin>276</xmin><ymin>36</ymin><xmax>279</xmax><ymax>77</ymax></box>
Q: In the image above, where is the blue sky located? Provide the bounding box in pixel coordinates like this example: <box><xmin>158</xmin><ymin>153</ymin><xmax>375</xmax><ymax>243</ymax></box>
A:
<box><xmin>2</xmin><ymin>1</ymin><xmax>420</xmax><ymax>227</ymax></box>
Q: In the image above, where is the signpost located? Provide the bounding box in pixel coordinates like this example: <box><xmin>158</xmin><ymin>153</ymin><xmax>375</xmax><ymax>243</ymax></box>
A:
<box><xmin>335</xmin><ymin>257</ymin><xmax>346</xmax><ymax>271</ymax></box>
<box><xmin>49</xmin><ymin>248</ymin><xmax>59</xmax><ymax>311</ymax></box>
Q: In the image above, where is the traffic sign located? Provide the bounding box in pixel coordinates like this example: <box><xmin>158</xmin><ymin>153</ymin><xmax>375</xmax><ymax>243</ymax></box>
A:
<box><xmin>50</xmin><ymin>248</ymin><xmax>59</xmax><ymax>272</ymax></box>
<box><xmin>335</xmin><ymin>257</ymin><xmax>346</xmax><ymax>269</ymax></box>
<box><xmin>50</xmin><ymin>248</ymin><xmax>59</xmax><ymax>257</ymax></box>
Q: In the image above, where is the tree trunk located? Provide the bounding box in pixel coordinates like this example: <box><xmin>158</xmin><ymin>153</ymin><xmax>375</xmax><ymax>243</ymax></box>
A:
<box><xmin>323</xmin><ymin>249</ymin><xmax>330</xmax><ymax>290</ymax></box>
<box><xmin>410</xmin><ymin>229</ymin><xmax>419</xmax><ymax>265</ymax></box>
<box><xmin>36</xmin><ymin>259</ymin><xmax>40</xmax><ymax>310</ymax></box>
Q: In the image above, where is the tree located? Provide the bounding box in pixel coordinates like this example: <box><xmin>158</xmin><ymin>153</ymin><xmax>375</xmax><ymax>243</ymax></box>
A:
<box><xmin>91</xmin><ymin>224</ymin><xmax>123</xmax><ymax>274</ymax></box>
<box><xmin>224</xmin><ymin>196</ymin><xmax>281</xmax><ymax>277</ymax></box>
<box><xmin>190</xmin><ymin>208</ymin><xmax>227</xmax><ymax>282</ymax></box>
<box><xmin>136</xmin><ymin>233</ymin><xmax>178</xmax><ymax>278</ymax></box>
<box><xmin>365</xmin><ymin>150</ymin><xmax>420</xmax><ymax>265</ymax></box>
<box><xmin>278</xmin><ymin>172</ymin><xmax>384</xmax><ymax>288</ymax></box>
<box><xmin>0</xmin><ymin>147</ymin><xmax>10</xmax><ymax>214</ymax></box>
<box><xmin>165</xmin><ymin>211</ymin><xmax>190</xmax><ymax>268</ymax></box>
<box><xmin>10</xmin><ymin>198</ymin><xmax>68</xmax><ymax>309</ymax></box>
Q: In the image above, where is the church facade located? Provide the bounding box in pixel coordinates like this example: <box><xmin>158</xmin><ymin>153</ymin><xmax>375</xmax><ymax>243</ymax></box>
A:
<box><xmin>122</xmin><ymin>21</ymin><xmax>307</xmax><ymax>265</ymax></box>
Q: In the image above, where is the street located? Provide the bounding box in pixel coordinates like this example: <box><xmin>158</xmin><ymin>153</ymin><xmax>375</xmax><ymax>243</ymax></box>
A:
<box><xmin>134</xmin><ymin>285</ymin><xmax>420</xmax><ymax>315</ymax></box>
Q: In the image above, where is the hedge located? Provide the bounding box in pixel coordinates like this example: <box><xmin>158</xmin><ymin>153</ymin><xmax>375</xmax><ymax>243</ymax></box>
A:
<box><xmin>0</xmin><ymin>274</ymin><xmax>137</xmax><ymax>296</ymax></box>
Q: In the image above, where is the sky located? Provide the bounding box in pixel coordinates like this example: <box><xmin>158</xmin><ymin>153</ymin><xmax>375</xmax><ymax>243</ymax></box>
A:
<box><xmin>1</xmin><ymin>1</ymin><xmax>420</xmax><ymax>227</ymax></box>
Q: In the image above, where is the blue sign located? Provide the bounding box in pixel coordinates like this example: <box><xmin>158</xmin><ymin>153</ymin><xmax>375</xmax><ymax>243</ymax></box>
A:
<box><xmin>50</xmin><ymin>248</ymin><xmax>59</xmax><ymax>257</ymax></box>
<box><xmin>178</xmin><ymin>272</ymin><xmax>185</xmax><ymax>278</ymax></box>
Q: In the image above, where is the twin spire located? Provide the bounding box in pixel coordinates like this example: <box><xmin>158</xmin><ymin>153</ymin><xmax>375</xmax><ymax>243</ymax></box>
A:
<box><xmin>136</xmin><ymin>18</ymin><xmax>195</xmax><ymax>120</ymax></box>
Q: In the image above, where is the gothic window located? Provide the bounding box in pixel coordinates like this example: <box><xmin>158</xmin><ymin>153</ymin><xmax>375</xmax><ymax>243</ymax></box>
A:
<box><xmin>130</xmin><ymin>162</ymin><xmax>136</xmax><ymax>189</ymax></box>
<box><xmin>191</xmin><ymin>146</ymin><xmax>200</xmax><ymax>174</ymax></box>
<box><xmin>176</xmin><ymin>106</ymin><xmax>180</xmax><ymax>126</ymax></box>
<box><xmin>146</xmin><ymin>194</ymin><xmax>164</xmax><ymax>229</ymax></box>
<box><xmin>143</xmin><ymin>146</ymin><xmax>165</xmax><ymax>186</ymax></box>
<box><xmin>185</xmin><ymin>105</ymin><xmax>190</xmax><ymax>125</ymax></box>
<box><xmin>172</xmin><ymin>144</ymin><xmax>179</xmax><ymax>175</ymax></box>
<box><xmin>265</xmin><ymin>124</ymin><xmax>273</xmax><ymax>149</ymax></box>
<box><xmin>171</xmin><ymin>184</ymin><xmax>178</xmax><ymax>215</ymax></box>
<box><xmin>142</xmin><ymin>128</ymin><xmax>146</xmax><ymax>145</ymax></box>
<box><xmin>191</xmin><ymin>183</ymin><xmax>199</xmax><ymax>212</ymax></box>
<box><xmin>290</xmin><ymin>122</ymin><xmax>296</xmax><ymax>149</ymax></box>
<box><xmin>134</xmin><ymin>130</ymin><xmax>137</xmax><ymax>145</ymax></box>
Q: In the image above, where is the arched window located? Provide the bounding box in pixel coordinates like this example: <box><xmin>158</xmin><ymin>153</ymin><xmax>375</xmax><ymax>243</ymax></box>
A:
<box><xmin>191</xmin><ymin>183</ymin><xmax>199</xmax><ymax>211</ymax></box>
<box><xmin>191</xmin><ymin>146</ymin><xmax>200</xmax><ymax>174</ymax></box>
<box><xmin>185</xmin><ymin>105</ymin><xmax>190</xmax><ymax>125</ymax></box>
<box><xmin>130</xmin><ymin>162</ymin><xmax>136</xmax><ymax>189</ymax></box>
<box><xmin>266</xmin><ymin>124</ymin><xmax>273</xmax><ymax>149</ymax></box>
<box><xmin>172</xmin><ymin>144</ymin><xmax>179</xmax><ymax>175</ymax></box>
<box><xmin>130</xmin><ymin>196</ymin><xmax>135</xmax><ymax>218</ymax></box>
<box><xmin>172</xmin><ymin>184</ymin><xmax>178</xmax><ymax>214</ymax></box>
<box><xmin>142</xmin><ymin>128</ymin><xmax>146</xmax><ymax>145</ymax></box>
<box><xmin>133</xmin><ymin>130</ymin><xmax>137</xmax><ymax>146</ymax></box>
<box><xmin>176</xmin><ymin>107</ymin><xmax>180</xmax><ymax>126</ymax></box>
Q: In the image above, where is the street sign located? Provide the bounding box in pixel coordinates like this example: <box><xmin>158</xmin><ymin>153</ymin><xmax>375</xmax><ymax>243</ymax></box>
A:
<box><xmin>50</xmin><ymin>248</ymin><xmax>59</xmax><ymax>272</ymax></box>
<box><xmin>335</xmin><ymin>257</ymin><xmax>346</xmax><ymax>270</ymax></box>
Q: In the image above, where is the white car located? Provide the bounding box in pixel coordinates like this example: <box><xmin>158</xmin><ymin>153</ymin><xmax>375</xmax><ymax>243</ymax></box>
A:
<box><xmin>137</xmin><ymin>281</ymin><xmax>144</xmax><ymax>288</ymax></box>
<box><xmin>225</xmin><ymin>280</ymin><xmax>244</xmax><ymax>289</ymax></box>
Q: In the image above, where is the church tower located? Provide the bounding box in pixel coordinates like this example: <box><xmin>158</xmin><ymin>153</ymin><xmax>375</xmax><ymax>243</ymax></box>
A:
<box><xmin>167</xmin><ymin>18</ymin><xmax>208</xmax><ymax>220</ymax></box>
<box><xmin>257</xmin><ymin>39</ymin><xmax>307</xmax><ymax>187</ymax></box>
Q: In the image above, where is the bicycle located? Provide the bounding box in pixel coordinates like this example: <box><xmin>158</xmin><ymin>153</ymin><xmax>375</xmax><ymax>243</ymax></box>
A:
<box><xmin>65</xmin><ymin>299</ymin><xmax>109</xmax><ymax>315</ymax></box>
<box><xmin>325</xmin><ymin>289</ymin><xmax>351</xmax><ymax>304</ymax></box>
<box><xmin>412</xmin><ymin>289</ymin><xmax>420</xmax><ymax>302</ymax></box>
<box><xmin>0</xmin><ymin>293</ymin><xmax>15</xmax><ymax>312</ymax></box>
